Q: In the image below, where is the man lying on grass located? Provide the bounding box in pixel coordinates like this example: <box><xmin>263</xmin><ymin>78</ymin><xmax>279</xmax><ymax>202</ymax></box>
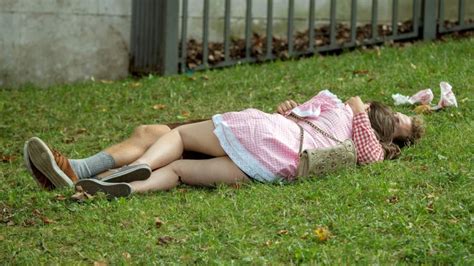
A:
<box><xmin>24</xmin><ymin>90</ymin><xmax>424</xmax><ymax>197</ymax></box>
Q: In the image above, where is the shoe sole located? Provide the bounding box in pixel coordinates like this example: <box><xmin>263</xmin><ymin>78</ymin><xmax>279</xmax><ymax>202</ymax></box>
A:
<box><xmin>101</xmin><ymin>164</ymin><xmax>151</xmax><ymax>183</ymax></box>
<box><xmin>75</xmin><ymin>179</ymin><xmax>132</xmax><ymax>198</ymax></box>
<box><xmin>27</xmin><ymin>137</ymin><xmax>74</xmax><ymax>188</ymax></box>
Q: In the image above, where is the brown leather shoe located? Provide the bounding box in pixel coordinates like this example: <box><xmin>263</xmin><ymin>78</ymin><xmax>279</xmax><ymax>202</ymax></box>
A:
<box><xmin>27</xmin><ymin>137</ymin><xmax>77</xmax><ymax>188</ymax></box>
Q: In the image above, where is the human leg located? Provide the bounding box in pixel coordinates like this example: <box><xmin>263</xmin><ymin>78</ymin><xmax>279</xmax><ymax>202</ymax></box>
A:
<box><xmin>130</xmin><ymin>156</ymin><xmax>250</xmax><ymax>193</ymax></box>
<box><xmin>70</xmin><ymin>124</ymin><xmax>171</xmax><ymax>178</ymax></box>
<box><xmin>132</xmin><ymin>120</ymin><xmax>226</xmax><ymax>170</ymax></box>
<box><xmin>25</xmin><ymin>124</ymin><xmax>171</xmax><ymax>189</ymax></box>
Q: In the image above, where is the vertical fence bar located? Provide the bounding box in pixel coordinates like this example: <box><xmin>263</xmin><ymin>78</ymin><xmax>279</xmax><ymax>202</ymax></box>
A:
<box><xmin>439</xmin><ymin>0</ymin><xmax>445</xmax><ymax>31</ymax></box>
<box><xmin>413</xmin><ymin>0</ymin><xmax>419</xmax><ymax>34</ymax></box>
<box><xmin>330</xmin><ymin>0</ymin><xmax>336</xmax><ymax>46</ymax></box>
<box><xmin>422</xmin><ymin>0</ymin><xmax>435</xmax><ymax>40</ymax></box>
<box><xmin>245</xmin><ymin>0</ymin><xmax>252</xmax><ymax>59</ymax></box>
<box><xmin>130</xmin><ymin>0</ymin><xmax>179</xmax><ymax>75</ymax></box>
<box><xmin>288</xmin><ymin>0</ymin><xmax>294</xmax><ymax>54</ymax></box>
<box><xmin>392</xmin><ymin>0</ymin><xmax>398</xmax><ymax>36</ymax></box>
<box><xmin>371</xmin><ymin>0</ymin><xmax>378</xmax><ymax>39</ymax></box>
<box><xmin>224</xmin><ymin>0</ymin><xmax>231</xmax><ymax>62</ymax></box>
<box><xmin>202</xmin><ymin>0</ymin><xmax>210</xmax><ymax>67</ymax></box>
<box><xmin>180</xmin><ymin>0</ymin><xmax>188</xmax><ymax>72</ymax></box>
<box><xmin>350</xmin><ymin>0</ymin><xmax>357</xmax><ymax>44</ymax></box>
<box><xmin>308</xmin><ymin>0</ymin><xmax>315</xmax><ymax>52</ymax></box>
<box><xmin>266</xmin><ymin>0</ymin><xmax>273</xmax><ymax>59</ymax></box>
<box><xmin>458</xmin><ymin>0</ymin><xmax>465</xmax><ymax>26</ymax></box>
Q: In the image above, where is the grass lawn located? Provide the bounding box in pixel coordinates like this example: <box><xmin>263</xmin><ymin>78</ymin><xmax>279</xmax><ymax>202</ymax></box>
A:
<box><xmin>0</xmin><ymin>37</ymin><xmax>473</xmax><ymax>264</ymax></box>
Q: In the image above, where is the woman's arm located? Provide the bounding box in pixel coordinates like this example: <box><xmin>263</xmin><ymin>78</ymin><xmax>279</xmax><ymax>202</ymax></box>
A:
<box><xmin>352</xmin><ymin>113</ymin><xmax>384</xmax><ymax>164</ymax></box>
<box><xmin>346</xmin><ymin>97</ymin><xmax>384</xmax><ymax>164</ymax></box>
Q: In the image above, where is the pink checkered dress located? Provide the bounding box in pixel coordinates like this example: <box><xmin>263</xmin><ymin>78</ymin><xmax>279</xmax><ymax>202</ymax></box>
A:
<box><xmin>212</xmin><ymin>90</ymin><xmax>383</xmax><ymax>182</ymax></box>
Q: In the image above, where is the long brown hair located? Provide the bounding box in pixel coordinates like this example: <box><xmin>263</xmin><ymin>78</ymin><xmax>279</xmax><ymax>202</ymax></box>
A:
<box><xmin>367</xmin><ymin>102</ymin><xmax>401</xmax><ymax>160</ymax></box>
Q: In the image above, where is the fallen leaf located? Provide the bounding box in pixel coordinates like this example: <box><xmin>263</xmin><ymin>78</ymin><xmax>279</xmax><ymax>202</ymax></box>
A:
<box><xmin>264</xmin><ymin>240</ymin><xmax>272</xmax><ymax>246</ymax></box>
<box><xmin>93</xmin><ymin>261</ymin><xmax>107</xmax><ymax>266</ymax></box>
<box><xmin>181</xmin><ymin>111</ymin><xmax>190</xmax><ymax>117</ymax></box>
<box><xmin>55</xmin><ymin>194</ymin><xmax>66</xmax><ymax>201</ymax></box>
<box><xmin>414</xmin><ymin>104</ymin><xmax>432</xmax><ymax>114</ymax></box>
<box><xmin>277</xmin><ymin>229</ymin><xmax>289</xmax><ymax>235</ymax></box>
<box><xmin>41</xmin><ymin>216</ymin><xmax>55</xmax><ymax>224</ymax></box>
<box><xmin>386</xmin><ymin>195</ymin><xmax>399</xmax><ymax>204</ymax></box>
<box><xmin>410</xmin><ymin>63</ymin><xmax>417</xmax><ymax>69</ymax></box>
<box><xmin>76</xmin><ymin>128</ymin><xmax>87</xmax><ymax>134</ymax></box>
<box><xmin>130</xmin><ymin>82</ymin><xmax>142</xmax><ymax>88</ymax></box>
<box><xmin>155</xmin><ymin>217</ymin><xmax>164</xmax><ymax>228</ymax></box>
<box><xmin>202</xmin><ymin>75</ymin><xmax>209</xmax><ymax>80</ymax></box>
<box><xmin>153</xmin><ymin>104</ymin><xmax>167</xmax><ymax>110</ymax></box>
<box><xmin>0</xmin><ymin>235</ymin><xmax>4</xmax><ymax>241</ymax></box>
<box><xmin>188</xmin><ymin>76</ymin><xmax>197</xmax><ymax>81</ymax></box>
<box><xmin>62</xmin><ymin>136</ymin><xmax>76</xmax><ymax>144</ymax></box>
<box><xmin>100</xmin><ymin>80</ymin><xmax>114</xmax><ymax>84</ymax></box>
<box><xmin>6</xmin><ymin>220</ymin><xmax>15</xmax><ymax>226</ymax></box>
<box><xmin>157</xmin><ymin>236</ymin><xmax>175</xmax><ymax>246</ymax></box>
<box><xmin>71</xmin><ymin>186</ymin><xmax>95</xmax><ymax>202</ymax></box>
<box><xmin>314</xmin><ymin>226</ymin><xmax>331</xmax><ymax>242</ymax></box>
<box><xmin>352</xmin><ymin>70</ymin><xmax>369</xmax><ymax>75</ymax></box>
<box><xmin>1</xmin><ymin>155</ymin><xmax>15</xmax><ymax>163</ymax></box>
<box><xmin>122</xmin><ymin>252</ymin><xmax>131</xmax><ymax>260</ymax></box>
<box><xmin>426</xmin><ymin>201</ymin><xmax>435</xmax><ymax>213</ymax></box>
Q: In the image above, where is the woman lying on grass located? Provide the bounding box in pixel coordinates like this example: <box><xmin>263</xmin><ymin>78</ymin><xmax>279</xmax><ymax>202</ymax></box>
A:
<box><xmin>24</xmin><ymin>90</ymin><xmax>424</xmax><ymax>197</ymax></box>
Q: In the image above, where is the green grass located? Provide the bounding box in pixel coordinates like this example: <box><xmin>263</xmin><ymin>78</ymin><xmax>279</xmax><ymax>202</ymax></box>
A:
<box><xmin>1</xmin><ymin>38</ymin><xmax>473</xmax><ymax>264</ymax></box>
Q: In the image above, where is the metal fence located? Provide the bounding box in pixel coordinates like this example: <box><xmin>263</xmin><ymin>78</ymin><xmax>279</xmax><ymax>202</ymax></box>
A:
<box><xmin>130</xmin><ymin>0</ymin><xmax>474</xmax><ymax>76</ymax></box>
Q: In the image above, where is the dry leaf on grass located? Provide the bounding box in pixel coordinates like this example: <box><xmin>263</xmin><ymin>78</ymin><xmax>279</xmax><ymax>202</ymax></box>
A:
<box><xmin>157</xmin><ymin>236</ymin><xmax>175</xmax><ymax>246</ymax></box>
<box><xmin>122</xmin><ymin>252</ymin><xmax>131</xmax><ymax>260</ymax></box>
<box><xmin>155</xmin><ymin>217</ymin><xmax>164</xmax><ymax>228</ymax></box>
<box><xmin>1</xmin><ymin>155</ymin><xmax>15</xmax><ymax>163</ymax></box>
<box><xmin>414</xmin><ymin>104</ymin><xmax>432</xmax><ymax>114</ymax></box>
<box><xmin>153</xmin><ymin>104</ymin><xmax>167</xmax><ymax>110</ymax></box>
<box><xmin>277</xmin><ymin>229</ymin><xmax>289</xmax><ymax>235</ymax></box>
<box><xmin>314</xmin><ymin>226</ymin><xmax>331</xmax><ymax>242</ymax></box>
<box><xmin>386</xmin><ymin>195</ymin><xmax>399</xmax><ymax>204</ymax></box>
<box><xmin>100</xmin><ymin>80</ymin><xmax>114</xmax><ymax>84</ymax></box>
<box><xmin>352</xmin><ymin>70</ymin><xmax>369</xmax><ymax>75</ymax></box>
<box><xmin>130</xmin><ymin>82</ymin><xmax>142</xmax><ymax>88</ymax></box>
<box><xmin>93</xmin><ymin>261</ymin><xmax>107</xmax><ymax>266</ymax></box>
<box><xmin>71</xmin><ymin>186</ymin><xmax>95</xmax><ymax>202</ymax></box>
<box><xmin>55</xmin><ymin>194</ymin><xmax>67</xmax><ymax>201</ymax></box>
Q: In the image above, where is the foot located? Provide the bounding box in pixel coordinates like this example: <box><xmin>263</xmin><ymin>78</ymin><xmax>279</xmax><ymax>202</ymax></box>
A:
<box><xmin>23</xmin><ymin>141</ymin><xmax>55</xmax><ymax>190</ymax></box>
<box><xmin>26</xmin><ymin>137</ymin><xmax>78</xmax><ymax>189</ymax></box>
<box><xmin>100</xmin><ymin>164</ymin><xmax>151</xmax><ymax>183</ymax></box>
<box><xmin>75</xmin><ymin>179</ymin><xmax>132</xmax><ymax>198</ymax></box>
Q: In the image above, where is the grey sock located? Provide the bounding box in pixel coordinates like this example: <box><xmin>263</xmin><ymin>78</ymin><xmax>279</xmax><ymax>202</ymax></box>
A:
<box><xmin>69</xmin><ymin>152</ymin><xmax>116</xmax><ymax>179</ymax></box>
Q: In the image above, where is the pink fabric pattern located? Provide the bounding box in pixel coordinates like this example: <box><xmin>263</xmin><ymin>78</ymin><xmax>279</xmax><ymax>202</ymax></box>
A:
<box><xmin>213</xmin><ymin>90</ymin><xmax>354</xmax><ymax>181</ymax></box>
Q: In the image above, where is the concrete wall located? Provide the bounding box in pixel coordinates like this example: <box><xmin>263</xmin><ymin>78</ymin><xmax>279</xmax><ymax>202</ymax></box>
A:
<box><xmin>0</xmin><ymin>0</ymin><xmax>131</xmax><ymax>88</ymax></box>
<box><xmin>1</xmin><ymin>0</ymin><xmax>472</xmax><ymax>88</ymax></box>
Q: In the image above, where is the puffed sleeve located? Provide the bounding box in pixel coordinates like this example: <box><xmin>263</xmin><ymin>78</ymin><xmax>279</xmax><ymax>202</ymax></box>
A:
<box><xmin>284</xmin><ymin>90</ymin><xmax>344</xmax><ymax>119</ymax></box>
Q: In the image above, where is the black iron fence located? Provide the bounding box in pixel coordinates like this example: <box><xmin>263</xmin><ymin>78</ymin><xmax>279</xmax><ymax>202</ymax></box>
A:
<box><xmin>130</xmin><ymin>0</ymin><xmax>474</xmax><ymax>76</ymax></box>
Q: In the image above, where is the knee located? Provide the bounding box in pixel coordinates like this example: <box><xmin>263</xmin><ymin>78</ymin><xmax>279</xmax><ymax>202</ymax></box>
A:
<box><xmin>131</xmin><ymin>125</ymin><xmax>171</xmax><ymax>148</ymax></box>
<box><xmin>168</xmin><ymin>160</ymin><xmax>185</xmax><ymax>177</ymax></box>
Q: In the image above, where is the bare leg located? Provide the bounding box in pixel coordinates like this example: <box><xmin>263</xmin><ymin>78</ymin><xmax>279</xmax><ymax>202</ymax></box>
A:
<box><xmin>104</xmin><ymin>125</ymin><xmax>171</xmax><ymax>166</ymax></box>
<box><xmin>130</xmin><ymin>157</ymin><xmax>250</xmax><ymax>193</ymax></box>
<box><xmin>132</xmin><ymin>120</ymin><xmax>225</xmax><ymax>170</ymax></box>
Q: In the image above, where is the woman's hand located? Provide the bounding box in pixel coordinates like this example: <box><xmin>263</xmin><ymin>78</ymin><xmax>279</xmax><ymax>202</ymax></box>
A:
<box><xmin>277</xmin><ymin>100</ymin><xmax>299</xmax><ymax>115</ymax></box>
<box><xmin>345</xmin><ymin>96</ymin><xmax>367</xmax><ymax>114</ymax></box>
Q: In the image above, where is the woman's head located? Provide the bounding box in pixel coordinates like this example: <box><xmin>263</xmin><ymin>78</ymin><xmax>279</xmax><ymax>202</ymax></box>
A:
<box><xmin>367</xmin><ymin>102</ymin><xmax>425</xmax><ymax>159</ymax></box>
